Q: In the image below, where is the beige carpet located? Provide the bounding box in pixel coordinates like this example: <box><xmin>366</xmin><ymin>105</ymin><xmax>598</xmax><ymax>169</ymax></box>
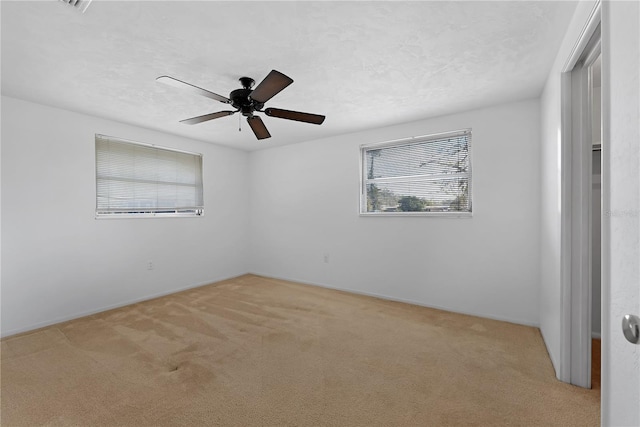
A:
<box><xmin>1</xmin><ymin>275</ymin><xmax>599</xmax><ymax>426</ymax></box>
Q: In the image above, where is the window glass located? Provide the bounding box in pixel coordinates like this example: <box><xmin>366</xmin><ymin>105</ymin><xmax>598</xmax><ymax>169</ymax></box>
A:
<box><xmin>361</xmin><ymin>130</ymin><xmax>471</xmax><ymax>215</ymax></box>
<box><xmin>95</xmin><ymin>134</ymin><xmax>204</xmax><ymax>217</ymax></box>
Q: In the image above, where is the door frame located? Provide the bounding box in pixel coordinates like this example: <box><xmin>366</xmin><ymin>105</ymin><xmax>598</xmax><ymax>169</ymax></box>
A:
<box><xmin>559</xmin><ymin>1</ymin><xmax>601</xmax><ymax>388</ymax></box>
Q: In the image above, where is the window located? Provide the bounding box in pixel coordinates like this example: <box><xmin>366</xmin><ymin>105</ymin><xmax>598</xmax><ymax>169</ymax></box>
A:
<box><xmin>360</xmin><ymin>129</ymin><xmax>472</xmax><ymax>215</ymax></box>
<box><xmin>95</xmin><ymin>134</ymin><xmax>204</xmax><ymax>217</ymax></box>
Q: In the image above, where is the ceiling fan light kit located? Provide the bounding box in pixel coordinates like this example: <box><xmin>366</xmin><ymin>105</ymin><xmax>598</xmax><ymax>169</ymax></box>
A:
<box><xmin>157</xmin><ymin>70</ymin><xmax>325</xmax><ymax>141</ymax></box>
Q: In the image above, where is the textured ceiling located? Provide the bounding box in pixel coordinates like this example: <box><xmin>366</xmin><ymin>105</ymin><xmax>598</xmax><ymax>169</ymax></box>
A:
<box><xmin>1</xmin><ymin>1</ymin><xmax>577</xmax><ymax>151</ymax></box>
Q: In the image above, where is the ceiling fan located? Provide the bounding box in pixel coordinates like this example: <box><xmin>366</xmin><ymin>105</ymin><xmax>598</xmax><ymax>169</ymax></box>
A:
<box><xmin>156</xmin><ymin>70</ymin><xmax>325</xmax><ymax>140</ymax></box>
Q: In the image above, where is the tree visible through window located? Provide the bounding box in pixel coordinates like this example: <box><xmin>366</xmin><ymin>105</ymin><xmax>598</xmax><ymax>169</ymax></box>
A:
<box><xmin>361</xmin><ymin>130</ymin><xmax>472</xmax><ymax>215</ymax></box>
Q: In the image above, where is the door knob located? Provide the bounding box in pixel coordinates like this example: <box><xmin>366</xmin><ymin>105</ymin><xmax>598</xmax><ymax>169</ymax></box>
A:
<box><xmin>622</xmin><ymin>314</ymin><xmax>640</xmax><ymax>344</ymax></box>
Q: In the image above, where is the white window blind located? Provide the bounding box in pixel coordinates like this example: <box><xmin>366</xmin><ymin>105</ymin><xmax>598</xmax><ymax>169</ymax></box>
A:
<box><xmin>361</xmin><ymin>129</ymin><xmax>471</xmax><ymax>215</ymax></box>
<box><xmin>95</xmin><ymin>134</ymin><xmax>204</xmax><ymax>217</ymax></box>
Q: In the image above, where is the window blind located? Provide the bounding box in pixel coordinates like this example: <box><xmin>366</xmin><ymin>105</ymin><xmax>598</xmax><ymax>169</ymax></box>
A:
<box><xmin>361</xmin><ymin>130</ymin><xmax>471</xmax><ymax>214</ymax></box>
<box><xmin>95</xmin><ymin>135</ymin><xmax>204</xmax><ymax>216</ymax></box>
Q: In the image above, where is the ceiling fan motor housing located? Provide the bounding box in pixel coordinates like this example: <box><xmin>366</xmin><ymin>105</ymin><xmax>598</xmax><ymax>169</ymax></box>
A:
<box><xmin>230</xmin><ymin>84</ymin><xmax>264</xmax><ymax>116</ymax></box>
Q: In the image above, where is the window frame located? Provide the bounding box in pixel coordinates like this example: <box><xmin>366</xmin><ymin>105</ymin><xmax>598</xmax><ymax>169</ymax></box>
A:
<box><xmin>95</xmin><ymin>134</ymin><xmax>204</xmax><ymax>219</ymax></box>
<box><xmin>359</xmin><ymin>129</ymin><xmax>473</xmax><ymax>217</ymax></box>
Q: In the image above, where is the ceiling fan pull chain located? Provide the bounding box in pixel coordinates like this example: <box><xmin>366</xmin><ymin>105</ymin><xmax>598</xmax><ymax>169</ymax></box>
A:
<box><xmin>239</xmin><ymin>113</ymin><xmax>241</xmax><ymax>132</ymax></box>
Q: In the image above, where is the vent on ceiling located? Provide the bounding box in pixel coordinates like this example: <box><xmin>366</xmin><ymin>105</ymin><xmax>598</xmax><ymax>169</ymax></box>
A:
<box><xmin>59</xmin><ymin>0</ymin><xmax>92</xmax><ymax>13</ymax></box>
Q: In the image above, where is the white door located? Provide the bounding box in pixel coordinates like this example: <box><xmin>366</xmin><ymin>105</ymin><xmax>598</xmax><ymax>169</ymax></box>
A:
<box><xmin>602</xmin><ymin>1</ymin><xmax>640</xmax><ymax>425</ymax></box>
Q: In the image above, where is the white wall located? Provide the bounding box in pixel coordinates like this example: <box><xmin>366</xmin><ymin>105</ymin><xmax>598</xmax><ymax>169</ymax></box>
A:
<box><xmin>538</xmin><ymin>0</ymin><xmax>598</xmax><ymax>377</ymax></box>
<box><xmin>1</xmin><ymin>96</ymin><xmax>250</xmax><ymax>337</ymax></box>
<box><xmin>0</xmin><ymin>97</ymin><xmax>3</xmax><ymax>330</ymax></box>
<box><xmin>249</xmin><ymin>99</ymin><xmax>541</xmax><ymax>326</ymax></box>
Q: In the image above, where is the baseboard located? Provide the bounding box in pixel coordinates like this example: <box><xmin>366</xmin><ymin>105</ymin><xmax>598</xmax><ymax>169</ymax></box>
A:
<box><xmin>4</xmin><ymin>272</ymin><xmax>541</xmax><ymax>339</ymax></box>
<box><xmin>1</xmin><ymin>273</ymin><xmax>251</xmax><ymax>339</ymax></box>
<box><xmin>539</xmin><ymin>327</ymin><xmax>561</xmax><ymax>380</ymax></box>
<box><xmin>249</xmin><ymin>272</ymin><xmax>540</xmax><ymax>329</ymax></box>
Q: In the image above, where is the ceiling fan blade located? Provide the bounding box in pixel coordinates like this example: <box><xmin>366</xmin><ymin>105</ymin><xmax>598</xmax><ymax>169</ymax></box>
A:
<box><xmin>180</xmin><ymin>111</ymin><xmax>235</xmax><ymax>125</ymax></box>
<box><xmin>157</xmin><ymin>76</ymin><xmax>230</xmax><ymax>104</ymax></box>
<box><xmin>250</xmin><ymin>70</ymin><xmax>293</xmax><ymax>103</ymax></box>
<box><xmin>265</xmin><ymin>107</ymin><xmax>325</xmax><ymax>125</ymax></box>
<box><xmin>247</xmin><ymin>116</ymin><xmax>271</xmax><ymax>140</ymax></box>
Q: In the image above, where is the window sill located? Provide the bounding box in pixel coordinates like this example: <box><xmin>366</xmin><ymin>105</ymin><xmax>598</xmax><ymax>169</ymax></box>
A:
<box><xmin>359</xmin><ymin>211</ymin><xmax>472</xmax><ymax>218</ymax></box>
<box><xmin>95</xmin><ymin>212</ymin><xmax>204</xmax><ymax>219</ymax></box>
